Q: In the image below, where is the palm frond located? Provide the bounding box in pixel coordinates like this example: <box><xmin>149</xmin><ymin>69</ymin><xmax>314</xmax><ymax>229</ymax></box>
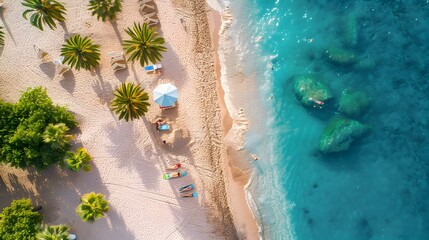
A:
<box><xmin>21</xmin><ymin>0</ymin><xmax>66</xmax><ymax>31</ymax></box>
<box><xmin>111</xmin><ymin>82</ymin><xmax>150</xmax><ymax>121</ymax></box>
<box><xmin>36</xmin><ymin>225</ymin><xmax>70</xmax><ymax>240</ymax></box>
<box><xmin>76</xmin><ymin>192</ymin><xmax>109</xmax><ymax>222</ymax></box>
<box><xmin>43</xmin><ymin>123</ymin><xmax>73</xmax><ymax>150</ymax></box>
<box><xmin>60</xmin><ymin>34</ymin><xmax>101</xmax><ymax>70</ymax></box>
<box><xmin>66</xmin><ymin>148</ymin><xmax>92</xmax><ymax>172</ymax></box>
<box><xmin>88</xmin><ymin>0</ymin><xmax>122</xmax><ymax>22</ymax></box>
<box><xmin>123</xmin><ymin>22</ymin><xmax>167</xmax><ymax>66</ymax></box>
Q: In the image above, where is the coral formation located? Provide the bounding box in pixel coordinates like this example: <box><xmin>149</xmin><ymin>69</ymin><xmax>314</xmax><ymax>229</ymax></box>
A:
<box><xmin>293</xmin><ymin>75</ymin><xmax>333</xmax><ymax>108</ymax></box>
<box><xmin>319</xmin><ymin>117</ymin><xmax>370</xmax><ymax>153</ymax></box>
<box><xmin>326</xmin><ymin>47</ymin><xmax>357</xmax><ymax>65</ymax></box>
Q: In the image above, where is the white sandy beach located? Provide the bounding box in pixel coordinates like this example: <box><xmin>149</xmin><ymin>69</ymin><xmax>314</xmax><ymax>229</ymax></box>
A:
<box><xmin>0</xmin><ymin>0</ymin><xmax>252</xmax><ymax>239</ymax></box>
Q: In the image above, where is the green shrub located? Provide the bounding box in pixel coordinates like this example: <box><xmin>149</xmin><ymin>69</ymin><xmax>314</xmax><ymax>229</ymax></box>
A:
<box><xmin>0</xmin><ymin>199</ymin><xmax>43</xmax><ymax>240</ymax></box>
<box><xmin>0</xmin><ymin>87</ymin><xmax>77</xmax><ymax>169</ymax></box>
<box><xmin>76</xmin><ymin>192</ymin><xmax>109</xmax><ymax>222</ymax></box>
<box><xmin>36</xmin><ymin>225</ymin><xmax>70</xmax><ymax>240</ymax></box>
<box><xmin>66</xmin><ymin>148</ymin><xmax>92</xmax><ymax>172</ymax></box>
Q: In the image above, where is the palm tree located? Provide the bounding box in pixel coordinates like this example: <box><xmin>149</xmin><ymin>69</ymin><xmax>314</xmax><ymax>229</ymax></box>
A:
<box><xmin>43</xmin><ymin>123</ymin><xmax>73</xmax><ymax>150</ymax></box>
<box><xmin>66</xmin><ymin>148</ymin><xmax>92</xmax><ymax>172</ymax></box>
<box><xmin>88</xmin><ymin>0</ymin><xmax>122</xmax><ymax>22</ymax></box>
<box><xmin>60</xmin><ymin>34</ymin><xmax>101</xmax><ymax>70</ymax></box>
<box><xmin>111</xmin><ymin>82</ymin><xmax>150</xmax><ymax>121</ymax></box>
<box><xmin>123</xmin><ymin>22</ymin><xmax>167</xmax><ymax>67</ymax></box>
<box><xmin>21</xmin><ymin>0</ymin><xmax>66</xmax><ymax>31</ymax></box>
<box><xmin>76</xmin><ymin>192</ymin><xmax>109</xmax><ymax>223</ymax></box>
<box><xmin>0</xmin><ymin>27</ymin><xmax>4</xmax><ymax>46</ymax></box>
<box><xmin>36</xmin><ymin>225</ymin><xmax>70</xmax><ymax>240</ymax></box>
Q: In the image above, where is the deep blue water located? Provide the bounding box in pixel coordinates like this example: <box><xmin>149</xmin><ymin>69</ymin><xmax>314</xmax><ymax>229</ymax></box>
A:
<box><xmin>228</xmin><ymin>0</ymin><xmax>429</xmax><ymax>239</ymax></box>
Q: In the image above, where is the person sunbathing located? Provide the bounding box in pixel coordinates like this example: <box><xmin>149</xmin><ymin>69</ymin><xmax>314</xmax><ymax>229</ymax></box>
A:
<box><xmin>155</xmin><ymin>118</ymin><xmax>164</xmax><ymax>131</ymax></box>
<box><xmin>181</xmin><ymin>192</ymin><xmax>198</xmax><ymax>198</ymax></box>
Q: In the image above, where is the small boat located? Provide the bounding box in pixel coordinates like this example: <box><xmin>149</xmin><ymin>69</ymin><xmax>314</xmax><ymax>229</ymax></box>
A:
<box><xmin>165</xmin><ymin>163</ymin><xmax>181</xmax><ymax>170</ymax></box>
<box><xmin>179</xmin><ymin>184</ymin><xmax>194</xmax><ymax>193</ymax></box>
<box><xmin>162</xmin><ymin>171</ymin><xmax>187</xmax><ymax>180</ymax></box>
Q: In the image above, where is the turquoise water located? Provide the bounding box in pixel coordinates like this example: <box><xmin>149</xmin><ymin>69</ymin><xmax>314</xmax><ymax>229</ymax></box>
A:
<box><xmin>228</xmin><ymin>0</ymin><xmax>429</xmax><ymax>239</ymax></box>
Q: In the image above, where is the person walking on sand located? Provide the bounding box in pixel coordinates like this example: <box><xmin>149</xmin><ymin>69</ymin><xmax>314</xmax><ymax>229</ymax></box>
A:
<box><xmin>251</xmin><ymin>154</ymin><xmax>259</xmax><ymax>161</ymax></box>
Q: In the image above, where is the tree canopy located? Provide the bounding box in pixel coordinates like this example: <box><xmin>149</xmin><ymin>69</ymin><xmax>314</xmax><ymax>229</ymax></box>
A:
<box><xmin>0</xmin><ymin>199</ymin><xmax>42</xmax><ymax>240</ymax></box>
<box><xmin>123</xmin><ymin>22</ymin><xmax>167</xmax><ymax>66</ymax></box>
<box><xmin>0</xmin><ymin>87</ymin><xmax>77</xmax><ymax>169</ymax></box>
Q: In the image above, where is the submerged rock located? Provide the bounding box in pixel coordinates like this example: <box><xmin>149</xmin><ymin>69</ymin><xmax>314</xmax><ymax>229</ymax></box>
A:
<box><xmin>319</xmin><ymin>117</ymin><xmax>370</xmax><ymax>153</ymax></box>
<box><xmin>341</xmin><ymin>14</ymin><xmax>358</xmax><ymax>46</ymax></box>
<box><xmin>293</xmin><ymin>75</ymin><xmax>333</xmax><ymax>108</ymax></box>
<box><xmin>338</xmin><ymin>90</ymin><xmax>371</xmax><ymax>116</ymax></box>
<box><xmin>326</xmin><ymin>47</ymin><xmax>357</xmax><ymax>65</ymax></box>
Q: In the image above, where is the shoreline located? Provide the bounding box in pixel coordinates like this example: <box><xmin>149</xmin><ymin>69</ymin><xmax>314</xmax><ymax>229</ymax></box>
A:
<box><xmin>206</xmin><ymin>2</ymin><xmax>261</xmax><ymax>239</ymax></box>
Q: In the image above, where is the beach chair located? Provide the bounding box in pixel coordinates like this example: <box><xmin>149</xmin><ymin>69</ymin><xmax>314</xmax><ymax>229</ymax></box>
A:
<box><xmin>34</xmin><ymin>45</ymin><xmax>50</xmax><ymax>63</ymax></box>
<box><xmin>144</xmin><ymin>63</ymin><xmax>162</xmax><ymax>74</ymax></box>
<box><xmin>54</xmin><ymin>56</ymin><xmax>71</xmax><ymax>78</ymax></box>
<box><xmin>108</xmin><ymin>52</ymin><xmax>127</xmax><ymax>71</ymax></box>
<box><xmin>139</xmin><ymin>0</ymin><xmax>156</xmax><ymax>12</ymax></box>
<box><xmin>145</xmin><ymin>17</ymin><xmax>159</xmax><ymax>26</ymax></box>
<box><xmin>143</xmin><ymin>12</ymin><xmax>159</xmax><ymax>26</ymax></box>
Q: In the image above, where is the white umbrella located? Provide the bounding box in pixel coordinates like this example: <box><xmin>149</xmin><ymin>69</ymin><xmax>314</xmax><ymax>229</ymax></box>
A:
<box><xmin>153</xmin><ymin>83</ymin><xmax>178</xmax><ymax>107</ymax></box>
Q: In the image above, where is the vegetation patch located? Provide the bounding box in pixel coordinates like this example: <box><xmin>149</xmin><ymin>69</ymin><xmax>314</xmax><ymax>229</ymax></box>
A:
<box><xmin>0</xmin><ymin>87</ymin><xmax>77</xmax><ymax>169</ymax></box>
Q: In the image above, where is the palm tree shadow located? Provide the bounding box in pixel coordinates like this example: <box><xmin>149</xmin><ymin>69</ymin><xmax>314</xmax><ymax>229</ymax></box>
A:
<box><xmin>59</xmin><ymin>71</ymin><xmax>76</xmax><ymax>93</ymax></box>
<box><xmin>0</xmin><ymin>8</ymin><xmax>16</xmax><ymax>44</ymax></box>
<box><xmin>130</xmin><ymin>64</ymin><xmax>142</xmax><ymax>83</ymax></box>
<box><xmin>59</xmin><ymin>21</ymin><xmax>69</xmax><ymax>35</ymax></box>
<box><xmin>92</xmin><ymin>69</ymin><xmax>114</xmax><ymax>106</ymax></box>
<box><xmin>110</xmin><ymin>20</ymin><xmax>123</xmax><ymax>44</ymax></box>
<box><xmin>113</xmin><ymin>67</ymin><xmax>130</xmax><ymax>82</ymax></box>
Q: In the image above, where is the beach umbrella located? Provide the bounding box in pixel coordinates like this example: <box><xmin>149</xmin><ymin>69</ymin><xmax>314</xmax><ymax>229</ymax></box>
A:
<box><xmin>153</xmin><ymin>83</ymin><xmax>178</xmax><ymax>107</ymax></box>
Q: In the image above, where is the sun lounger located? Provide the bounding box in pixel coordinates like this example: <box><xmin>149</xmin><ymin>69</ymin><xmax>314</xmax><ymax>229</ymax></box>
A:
<box><xmin>143</xmin><ymin>11</ymin><xmax>156</xmax><ymax>19</ymax></box>
<box><xmin>108</xmin><ymin>52</ymin><xmax>127</xmax><ymax>71</ymax></box>
<box><xmin>139</xmin><ymin>1</ymin><xmax>156</xmax><ymax>12</ymax></box>
<box><xmin>163</xmin><ymin>171</ymin><xmax>187</xmax><ymax>180</ymax></box>
<box><xmin>144</xmin><ymin>16</ymin><xmax>159</xmax><ymax>26</ymax></box>
<box><xmin>165</xmin><ymin>163</ymin><xmax>181</xmax><ymax>170</ymax></box>
<box><xmin>144</xmin><ymin>63</ymin><xmax>162</xmax><ymax>73</ymax></box>
<box><xmin>34</xmin><ymin>45</ymin><xmax>49</xmax><ymax>63</ymax></box>
<box><xmin>181</xmin><ymin>192</ymin><xmax>198</xmax><ymax>198</ymax></box>
<box><xmin>179</xmin><ymin>184</ymin><xmax>194</xmax><ymax>193</ymax></box>
<box><xmin>54</xmin><ymin>56</ymin><xmax>71</xmax><ymax>78</ymax></box>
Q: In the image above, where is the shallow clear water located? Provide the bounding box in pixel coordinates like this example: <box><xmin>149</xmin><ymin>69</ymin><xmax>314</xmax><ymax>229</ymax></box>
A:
<box><xmin>228</xmin><ymin>0</ymin><xmax>429</xmax><ymax>239</ymax></box>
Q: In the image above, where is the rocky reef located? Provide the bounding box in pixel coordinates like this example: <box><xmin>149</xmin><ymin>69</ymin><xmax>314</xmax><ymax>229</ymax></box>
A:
<box><xmin>293</xmin><ymin>75</ymin><xmax>333</xmax><ymax>108</ymax></box>
<box><xmin>338</xmin><ymin>90</ymin><xmax>371</xmax><ymax>117</ymax></box>
<box><xmin>325</xmin><ymin>47</ymin><xmax>357</xmax><ymax>65</ymax></box>
<box><xmin>341</xmin><ymin>14</ymin><xmax>358</xmax><ymax>46</ymax></box>
<box><xmin>319</xmin><ymin>117</ymin><xmax>370</xmax><ymax>153</ymax></box>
